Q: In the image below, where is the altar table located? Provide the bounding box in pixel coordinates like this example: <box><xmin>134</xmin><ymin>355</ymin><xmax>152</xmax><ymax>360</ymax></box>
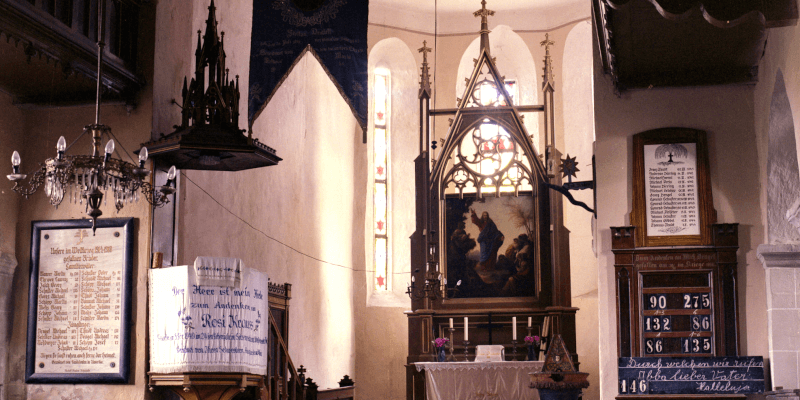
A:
<box><xmin>414</xmin><ymin>361</ymin><xmax>544</xmax><ymax>400</ymax></box>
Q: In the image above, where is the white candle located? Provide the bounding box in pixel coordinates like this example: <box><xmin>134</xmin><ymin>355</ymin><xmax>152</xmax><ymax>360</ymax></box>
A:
<box><xmin>464</xmin><ymin>317</ymin><xmax>469</xmax><ymax>341</ymax></box>
<box><xmin>528</xmin><ymin>317</ymin><xmax>532</xmax><ymax>327</ymax></box>
<box><xmin>512</xmin><ymin>316</ymin><xmax>517</xmax><ymax>340</ymax></box>
<box><xmin>449</xmin><ymin>318</ymin><xmax>453</xmax><ymax>329</ymax></box>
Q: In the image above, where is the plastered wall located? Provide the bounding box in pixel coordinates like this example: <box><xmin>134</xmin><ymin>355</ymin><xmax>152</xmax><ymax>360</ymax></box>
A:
<box><xmin>2</xmin><ymin>3</ymin><xmax>154</xmax><ymax>399</ymax></box>
<box><xmin>4</xmin><ymin>103</ymin><xmax>154</xmax><ymax>400</ymax></box>
<box><xmin>0</xmin><ymin>91</ymin><xmax>24</xmax><ymax>400</ymax></box>
<box><xmin>159</xmin><ymin>0</ymin><xmax>361</xmax><ymax>389</ymax></box>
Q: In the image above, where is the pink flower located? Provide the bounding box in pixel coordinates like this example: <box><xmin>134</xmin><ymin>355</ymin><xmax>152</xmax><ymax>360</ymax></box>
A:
<box><xmin>524</xmin><ymin>335</ymin><xmax>541</xmax><ymax>345</ymax></box>
<box><xmin>434</xmin><ymin>337</ymin><xmax>450</xmax><ymax>347</ymax></box>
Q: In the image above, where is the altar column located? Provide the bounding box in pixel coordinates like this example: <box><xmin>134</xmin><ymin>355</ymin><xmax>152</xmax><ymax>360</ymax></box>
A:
<box><xmin>757</xmin><ymin>244</ymin><xmax>800</xmax><ymax>389</ymax></box>
<box><xmin>0</xmin><ymin>252</ymin><xmax>18</xmax><ymax>400</ymax></box>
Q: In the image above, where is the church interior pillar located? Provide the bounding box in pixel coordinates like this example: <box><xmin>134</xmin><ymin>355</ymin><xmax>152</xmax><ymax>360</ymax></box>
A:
<box><xmin>757</xmin><ymin>244</ymin><xmax>800</xmax><ymax>390</ymax></box>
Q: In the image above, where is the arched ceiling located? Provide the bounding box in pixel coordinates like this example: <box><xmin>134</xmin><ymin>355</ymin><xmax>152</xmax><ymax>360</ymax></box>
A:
<box><xmin>369</xmin><ymin>0</ymin><xmax>589</xmax><ymax>34</ymax></box>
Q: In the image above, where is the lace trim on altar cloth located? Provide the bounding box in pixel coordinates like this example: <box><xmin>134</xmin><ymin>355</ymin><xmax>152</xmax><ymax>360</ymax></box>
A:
<box><xmin>415</xmin><ymin>361</ymin><xmax>544</xmax><ymax>373</ymax></box>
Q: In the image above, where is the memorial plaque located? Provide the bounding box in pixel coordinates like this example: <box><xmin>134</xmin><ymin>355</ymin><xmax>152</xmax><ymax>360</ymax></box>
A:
<box><xmin>618</xmin><ymin>356</ymin><xmax>764</xmax><ymax>395</ymax></box>
<box><xmin>644</xmin><ymin>142</ymin><xmax>699</xmax><ymax>237</ymax></box>
<box><xmin>631</xmin><ymin>128</ymin><xmax>715</xmax><ymax>247</ymax></box>
<box><xmin>26</xmin><ymin>218</ymin><xmax>133</xmax><ymax>383</ymax></box>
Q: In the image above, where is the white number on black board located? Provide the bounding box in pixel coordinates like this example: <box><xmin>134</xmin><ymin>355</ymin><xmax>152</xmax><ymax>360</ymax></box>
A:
<box><xmin>645</xmin><ymin>338</ymin><xmax>663</xmax><ymax>354</ymax></box>
<box><xmin>649</xmin><ymin>294</ymin><xmax>667</xmax><ymax>310</ymax></box>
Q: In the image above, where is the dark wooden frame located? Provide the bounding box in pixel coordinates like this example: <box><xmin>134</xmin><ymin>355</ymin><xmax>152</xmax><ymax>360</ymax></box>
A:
<box><xmin>26</xmin><ymin>218</ymin><xmax>134</xmax><ymax>383</ymax></box>
<box><xmin>631</xmin><ymin>128</ymin><xmax>716</xmax><ymax>247</ymax></box>
<box><xmin>438</xmin><ymin>187</ymin><xmax>549</xmax><ymax>307</ymax></box>
<box><xmin>612</xmin><ymin>224</ymin><xmax>740</xmax><ymax>359</ymax></box>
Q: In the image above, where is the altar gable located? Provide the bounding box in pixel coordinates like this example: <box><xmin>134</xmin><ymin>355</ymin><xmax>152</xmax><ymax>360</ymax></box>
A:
<box><xmin>248</xmin><ymin>0</ymin><xmax>368</xmax><ymax>136</ymax></box>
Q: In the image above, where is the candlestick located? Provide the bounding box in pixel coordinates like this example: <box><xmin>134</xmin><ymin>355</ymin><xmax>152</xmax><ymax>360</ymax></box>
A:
<box><xmin>463</xmin><ymin>340</ymin><xmax>471</xmax><ymax>362</ymax></box>
<box><xmin>510</xmin><ymin>339</ymin><xmax>519</xmax><ymax>361</ymax></box>
<box><xmin>464</xmin><ymin>317</ymin><xmax>468</xmax><ymax>341</ymax></box>
<box><xmin>447</xmin><ymin>327</ymin><xmax>456</xmax><ymax>361</ymax></box>
<box><xmin>512</xmin><ymin>316</ymin><xmax>517</xmax><ymax>340</ymax></box>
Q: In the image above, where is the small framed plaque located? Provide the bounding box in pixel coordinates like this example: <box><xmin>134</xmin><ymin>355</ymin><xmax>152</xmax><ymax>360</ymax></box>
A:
<box><xmin>26</xmin><ymin>218</ymin><xmax>134</xmax><ymax>383</ymax></box>
<box><xmin>632</xmin><ymin>128</ymin><xmax>715</xmax><ymax>246</ymax></box>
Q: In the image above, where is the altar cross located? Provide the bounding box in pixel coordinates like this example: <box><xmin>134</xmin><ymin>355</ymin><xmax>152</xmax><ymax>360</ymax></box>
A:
<box><xmin>418</xmin><ymin>40</ymin><xmax>432</xmax><ymax>61</ymax></box>
<box><xmin>418</xmin><ymin>41</ymin><xmax>432</xmax><ymax>98</ymax></box>
<box><xmin>476</xmin><ymin>313</ymin><xmax>503</xmax><ymax>344</ymax></box>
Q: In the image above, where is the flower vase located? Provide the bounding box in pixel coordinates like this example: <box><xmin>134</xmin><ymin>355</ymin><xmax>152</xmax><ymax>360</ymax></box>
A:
<box><xmin>528</xmin><ymin>344</ymin><xmax>540</xmax><ymax>361</ymax></box>
<box><xmin>437</xmin><ymin>346</ymin><xmax>446</xmax><ymax>362</ymax></box>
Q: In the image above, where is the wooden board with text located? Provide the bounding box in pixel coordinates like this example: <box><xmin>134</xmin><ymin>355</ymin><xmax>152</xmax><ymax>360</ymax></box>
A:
<box><xmin>25</xmin><ymin>218</ymin><xmax>134</xmax><ymax>384</ymax></box>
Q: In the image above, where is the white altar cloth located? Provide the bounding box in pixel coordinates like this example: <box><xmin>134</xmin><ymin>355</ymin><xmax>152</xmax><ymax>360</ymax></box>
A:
<box><xmin>415</xmin><ymin>361</ymin><xmax>544</xmax><ymax>400</ymax></box>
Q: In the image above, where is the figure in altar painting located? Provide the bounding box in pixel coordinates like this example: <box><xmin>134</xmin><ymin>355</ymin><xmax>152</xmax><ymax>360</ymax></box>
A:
<box><xmin>445</xmin><ymin>196</ymin><xmax>537</xmax><ymax>298</ymax></box>
<box><xmin>470</xmin><ymin>208</ymin><xmax>505</xmax><ymax>284</ymax></box>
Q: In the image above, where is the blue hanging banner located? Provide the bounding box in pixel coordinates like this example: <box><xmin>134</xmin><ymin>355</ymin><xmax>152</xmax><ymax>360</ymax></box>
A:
<box><xmin>249</xmin><ymin>0</ymin><xmax>368</xmax><ymax>135</ymax></box>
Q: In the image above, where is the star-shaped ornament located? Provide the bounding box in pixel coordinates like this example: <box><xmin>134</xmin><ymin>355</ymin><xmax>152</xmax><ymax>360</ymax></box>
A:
<box><xmin>560</xmin><ymin>154</ymin><xmax>580</xmax><ymax>179</ymax></box>
<box><xmin>377</xmin><ymin>276</ymin><xmax>385</xmax><ymax>288</ymax></box>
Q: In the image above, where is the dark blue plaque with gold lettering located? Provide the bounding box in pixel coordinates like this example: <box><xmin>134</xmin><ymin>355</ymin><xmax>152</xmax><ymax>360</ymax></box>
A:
<box><xmin>618</xmin><ymin>356</ymin><xmax>764</xmax><ymax>396</ymax></box>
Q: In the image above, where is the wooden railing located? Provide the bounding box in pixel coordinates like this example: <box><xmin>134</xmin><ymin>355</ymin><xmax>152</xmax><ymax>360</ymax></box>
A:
<box><xmin>268</xmin><ymin>308</ymin><xmax>306</xmax><ymax>400</ymax></box>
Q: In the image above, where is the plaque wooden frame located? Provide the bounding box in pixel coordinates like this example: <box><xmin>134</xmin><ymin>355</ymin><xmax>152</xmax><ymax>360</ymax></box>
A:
<box><xmin>25</xmin><ymin>218</ymin><xmax>134</xmax><ymax>384</ymax></box>
<box><xmin>632</xmin><ymin>128</ymin><xmax>716</xmax><ymax>247</ymax></box>
<box><xmin>611</xmin><ymin>224</ymin><xmax>740</xmax><ymax>360</ymax></box>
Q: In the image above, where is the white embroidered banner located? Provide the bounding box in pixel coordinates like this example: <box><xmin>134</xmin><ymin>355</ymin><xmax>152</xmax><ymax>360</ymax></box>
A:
<box><xmin>149</xmin><ymin>265</ymin><xmax>268</xmax><ymax>374</ymax></box>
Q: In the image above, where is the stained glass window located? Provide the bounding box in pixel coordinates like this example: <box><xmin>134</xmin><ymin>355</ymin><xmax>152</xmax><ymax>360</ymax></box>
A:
<box><xmin>444</xmin><ymin>78</ymin><xmax>533</xmax><ymax>196</ymax></box>
<box><xmin>374</xmin><ymin>71</ymin><xmax>389</xmax><ymax>291</ymax></box>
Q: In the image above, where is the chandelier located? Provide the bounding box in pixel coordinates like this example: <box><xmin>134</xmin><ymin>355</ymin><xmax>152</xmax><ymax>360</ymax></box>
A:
<box><xmin>6</xmin><ymin>0</ymin><xmax>175</xmax><ymax>233</ymax></box>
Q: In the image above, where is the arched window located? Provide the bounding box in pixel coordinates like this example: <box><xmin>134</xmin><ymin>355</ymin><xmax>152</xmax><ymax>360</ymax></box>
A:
<box><xmin>367</xmin><ymin>38</ymin><xmax>417</xmax><ymax>306</ymax></box>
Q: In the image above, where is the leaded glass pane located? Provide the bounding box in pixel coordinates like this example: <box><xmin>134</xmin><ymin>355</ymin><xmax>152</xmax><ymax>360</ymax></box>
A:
<box><xmin>375</xmin><ymin>74</ymin><xmax>387</xmax><ymax>126</ymax></box>
<box><xmin>375</xmin><ymin>183</ymin><xmax>387</xmax><ymax>235</ymax></box>
<box><xmin>443</xmin><ymin>119</ymin><xmax>534</xmax><ymax>196</ymax></box>
<box><xmin>375</xmin><ymin>237</ymin><xmax>387</xmax><ymax>290</ymax></box>
<box><xmin>375</xmin><ymin>128</ymin><xmax>387</xmax><ymax>180</ymax></box>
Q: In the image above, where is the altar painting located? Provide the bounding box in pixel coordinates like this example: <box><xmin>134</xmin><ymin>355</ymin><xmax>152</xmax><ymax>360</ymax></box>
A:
<box><xmin>445</xmin><ymin>194</ymin><xmax>536</xmax><ymax>298</ymax></box>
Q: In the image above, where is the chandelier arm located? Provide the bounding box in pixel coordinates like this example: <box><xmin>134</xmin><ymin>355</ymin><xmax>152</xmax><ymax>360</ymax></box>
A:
<box><xmin>104</xmin><ymin>128</ymin><xmax>138</xmax><ymax>164</ymax></box>
<box><xmin>11</xmin><ymin>167</ymin><xmax>47</xmax><ymax>197</ymax></box>
<box><xmin>65</xmin><ymin>127</ymin><xmax>92</xmax><ymax>153</ymax></box>
<box><xmin>140</xmin><ymin>182</ymin><xmax>171</xmax><ymax>207</ymax></box>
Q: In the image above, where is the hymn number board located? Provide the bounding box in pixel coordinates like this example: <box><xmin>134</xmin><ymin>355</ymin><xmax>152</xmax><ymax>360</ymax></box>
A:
<box><xmin>612</xmin><ymin>227</ymin><xmax>740</xmax><ymax>360</ymax></box>
<box><xmin>641</xmin><ymin>272</ymin><xmax>714</xmax><ymax>356</ymax></box>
